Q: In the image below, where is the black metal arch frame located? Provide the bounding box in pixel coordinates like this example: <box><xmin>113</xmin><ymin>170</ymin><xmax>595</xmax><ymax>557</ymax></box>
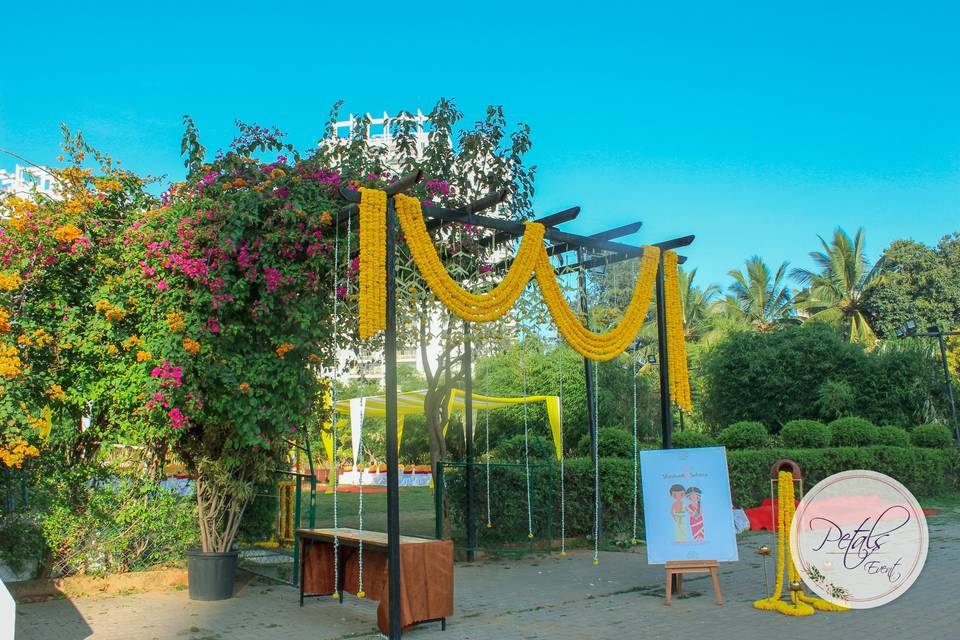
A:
<box><xmin>334</xmin><ymin>171</ymin><xmax>694</xmax><ymax>638</ymax></box>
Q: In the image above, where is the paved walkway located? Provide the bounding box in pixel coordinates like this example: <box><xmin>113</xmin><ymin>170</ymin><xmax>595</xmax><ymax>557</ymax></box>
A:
<box><xmin>15</xmin><ymin>514</ymin><xmax>959</xmax><ymax>640</ymax></box>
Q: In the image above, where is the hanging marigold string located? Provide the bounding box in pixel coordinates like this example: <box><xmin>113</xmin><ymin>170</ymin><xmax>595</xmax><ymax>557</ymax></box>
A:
<box><xmin>394</xmin><ymin>193</ymin><xmax>543</xmax><ymax>322</ymax></box>
<box><xmin>358</xmin><ymin>188</ymin><xmax>387</xmax><ymax>339</ymax></box>
<box><xmin>754</xmin><ymin>471</ymin><xmax>848</xmax><ymax>616</ymax></box>
<box><xmin>663</xmin><ymin>251</ymin><xmax>692</xmax><ymax>412</ymax></box>
<box><xmin>535</xmin><ymin>245</ymin><xmax>660</xmax><ymax>361</ymax></box>
<box><xmin>359</xmin><ymin>189</ymin><xmax>682</xmax><ymax>363</ymax></box>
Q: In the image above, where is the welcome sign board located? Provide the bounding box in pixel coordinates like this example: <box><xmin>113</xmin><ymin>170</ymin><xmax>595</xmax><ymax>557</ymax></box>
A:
<box><xmin>639</xmin><ymin>446</ymin><xmax>739</xmax><ymax>564</ymax></box>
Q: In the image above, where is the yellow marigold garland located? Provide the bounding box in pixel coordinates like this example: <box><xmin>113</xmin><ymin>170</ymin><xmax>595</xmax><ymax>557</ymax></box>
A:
<box><xmin>358</xmin><ymin>188</ymin><xmax>387</xmax><ymax>339</ymax></box>
<box><xmin>394</xmin><ymin>193</ymin><xmax>543</xmax><ymax>322</ymax></box>
<box><xmin>754</xmin><ymin>471</ymin><xmax>848</xmax><ymax>616</ymax></box>
<box><xmin>359</xmin><ymin>189</ymin><xmax>672</xmax><ymax>362</ymax></box>
<box><xmin>663</xmin><ymin>251</ymin><xmax>692</xmax><ymax>412</ymax></box>
<box><xmin>534</xmin><ymin>245</ymin><xmax>660</xmax><ymax>361</ymax></box>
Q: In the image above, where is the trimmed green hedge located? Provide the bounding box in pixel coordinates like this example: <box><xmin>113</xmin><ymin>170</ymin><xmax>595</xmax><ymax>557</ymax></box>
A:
<box><xmin>671</xmin><ymin>431</ymin><xmax>718</xmax><ymax>448</ymax></box>
<box><xmin>911</xmin><ymin>423</ymin><xmax>953</xmax><ymax>449</ymax></box>
<box><xmin>829</xmin><ymin>417</ymin><xmax>878</xmax><ymax>446</ymax></box>
<box><xmin>781</xmin><ymin>420</ymin><xmax>831</xmax><ymax>448</ymax></box>
<box><xmin>444</xmin><ymin>446</ymin><xmax>960</xmax><ymax>544</ymax></box>
<box><xmin>875</xmin><ymin>425</ymin><xmax>911</xmax><ymax>447</ymax></box>
<box><xmin>718</xmin><ymin>421</ymin><xmax>768</xmax><ymax>449</ymax></box>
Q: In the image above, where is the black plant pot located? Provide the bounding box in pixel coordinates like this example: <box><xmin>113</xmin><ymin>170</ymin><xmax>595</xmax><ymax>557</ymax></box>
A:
<box><xmin>186</xmin><ymin>549</ymin><xmax>238</xmax><ymax>601</ymax></box>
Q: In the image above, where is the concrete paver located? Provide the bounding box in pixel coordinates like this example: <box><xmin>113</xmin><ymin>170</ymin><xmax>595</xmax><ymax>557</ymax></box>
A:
<box><xmin>14</xmin><ymin>516</ymin><xmax>959</xmax><ymax>640</ymax></box>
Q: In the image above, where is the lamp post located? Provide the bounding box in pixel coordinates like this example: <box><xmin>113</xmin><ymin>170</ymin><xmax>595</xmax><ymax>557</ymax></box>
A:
<box><xmin>895</xmin><ymin>320</ymin><xmax>959</xmax><ymax>444</ymax></box>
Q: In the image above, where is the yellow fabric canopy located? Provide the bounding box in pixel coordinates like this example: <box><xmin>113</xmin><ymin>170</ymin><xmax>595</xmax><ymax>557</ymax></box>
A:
<box><xmin>324</xmin><ymin>389</ymin><xmax>563</xmax><ymax>468</ymax></box>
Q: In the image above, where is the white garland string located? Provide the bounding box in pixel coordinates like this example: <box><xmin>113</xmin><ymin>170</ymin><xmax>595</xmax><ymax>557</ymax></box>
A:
<box><xmin>485</xmin><ymin>409</ymin><xmax>492</xmax><ymax>529</ymax></box>
<box><xmin>558</xmin><ymin>330</ymin><xmax>566</xmax><ymax>556</ymax></box>
<box><xmin>522</xmin><ymin>325</ymin><xmax>533</xmax><ymax>540</ymax></box>
<box><xmin>593</xmin><ymin>358</ymin><xmax>600</xmax><ymax>565</ymax></box>
<box><xmin>631</xmin><ymin>348</ymin><xmax>639</xmax><ymax>544</ymax></box>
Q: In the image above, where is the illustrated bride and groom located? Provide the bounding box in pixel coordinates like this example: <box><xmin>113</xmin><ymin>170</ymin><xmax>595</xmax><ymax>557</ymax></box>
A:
<box><xmin>669</xmin><ymin>483</ymin><xmax>705</xmax><ymax>543</ymax></box>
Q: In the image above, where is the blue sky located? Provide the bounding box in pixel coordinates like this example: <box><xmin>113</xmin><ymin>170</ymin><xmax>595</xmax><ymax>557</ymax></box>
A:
<box><xmin>1</xmin><ymin>2</ymin><xmax>957</xmax><ymax>289</ymax></box>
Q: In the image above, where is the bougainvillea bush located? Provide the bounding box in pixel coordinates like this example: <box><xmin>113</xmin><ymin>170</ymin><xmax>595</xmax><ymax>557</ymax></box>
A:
<box><xmin>116</xmin><ymin>123</ymin><xmax>351</xmax><ymax>551</ymax></box>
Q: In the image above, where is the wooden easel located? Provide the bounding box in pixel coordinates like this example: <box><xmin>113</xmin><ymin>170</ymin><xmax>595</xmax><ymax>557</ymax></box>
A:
<box><xmin>664</xmin><ymin>560</ymin><xmax>723</xmax><ymax>605</ymax></box>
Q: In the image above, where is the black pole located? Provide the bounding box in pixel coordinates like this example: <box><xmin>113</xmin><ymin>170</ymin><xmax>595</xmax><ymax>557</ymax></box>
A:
<box><xmin>384</xmin><ymin>198</ymin><xmax>402</xmax><ymax>640</ymax></box>
<box><xmin>935</xmin><ymin>331</ymin><xmax>960</xmax><ymax>443</ymax></box>
<box><xmin>463</xmin><ymin>320</ymin><xmax>476</xmax><ymax>560</ymax></box>
<box><xmin>576</xmin><ymin>249</ymin><xmax>600</xmax><ymax>541</ymax></box>
<box><xmin>655</xmin><ymin>251</ymin><xmax>680</xmax><ymax>593</ymax></box>
<box><xmin>655</xmin><ymin>254</ymin><xmax>673</xmax><ymax>449</ymax></box>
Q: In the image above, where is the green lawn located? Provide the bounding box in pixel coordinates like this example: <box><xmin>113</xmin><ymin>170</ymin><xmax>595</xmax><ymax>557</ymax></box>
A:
<box><xmin>303</xmin><ymin>487</ymin><xmax>437</xmax><ymax>538</ymax></box>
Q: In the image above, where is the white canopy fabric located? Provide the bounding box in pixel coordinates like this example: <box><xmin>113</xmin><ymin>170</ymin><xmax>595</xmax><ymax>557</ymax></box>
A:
<box><xmin>325</xmin><ymin>389</ymin><xmax>563</xmax><ymax>470</ymax></box>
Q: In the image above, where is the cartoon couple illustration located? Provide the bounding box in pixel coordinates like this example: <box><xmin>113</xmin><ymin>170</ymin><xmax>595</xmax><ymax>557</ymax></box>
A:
<box><xmin>670</xmin><ymin>483</ymin><xmax>705</xmax><ymax>544</ymax></box>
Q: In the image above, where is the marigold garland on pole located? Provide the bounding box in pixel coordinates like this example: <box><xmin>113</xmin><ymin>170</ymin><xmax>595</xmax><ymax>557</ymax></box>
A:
<box><xmin>358</xmin><ymin>187</ymin><xmax>387</xmax><ymax>339</ymax></box>
<box><xmin>663</xmin><ymin>250</ymin><xmax>692</xmax><ymax>412</ymax></box>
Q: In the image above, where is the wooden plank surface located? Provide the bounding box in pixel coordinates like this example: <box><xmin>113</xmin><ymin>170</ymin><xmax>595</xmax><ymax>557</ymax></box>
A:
<box><xmin>297</xmin><ymin>527</ymin><xmax>436</xmax><ymax>547</ymax></box>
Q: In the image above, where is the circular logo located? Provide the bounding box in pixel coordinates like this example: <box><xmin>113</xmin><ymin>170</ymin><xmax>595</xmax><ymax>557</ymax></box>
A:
<box><xmin>790</xmin><ymin>470</ymin><xmax>928</xmax><ymax>609</ymax></box>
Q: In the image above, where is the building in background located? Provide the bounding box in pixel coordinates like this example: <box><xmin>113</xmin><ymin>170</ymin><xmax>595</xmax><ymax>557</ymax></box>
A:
<box><xmin>0</xmin><ymin>164</ymin><xmax>60</xmax><ymax>201</ymax></box>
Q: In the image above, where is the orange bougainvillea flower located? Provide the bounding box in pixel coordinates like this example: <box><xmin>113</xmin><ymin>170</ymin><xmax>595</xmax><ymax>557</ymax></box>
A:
<box><xmin>239</xmin><ymin>383</ymin><xmax>251</xmax><ymax>392</ymax></box>
<box><xmin>0</xmin><ymin>272</ymin><xmax>22</xmax><ymax>292</ymax></box>
<box><xmin>275</xmin><ymin>343</ymin><xmax>294</xmax><ymax>358</ymax></box>
<box><xmin>107</xmin><ymin>344</ymin><xmax>119</xmax><ymax>355</ymax></box>
<box><xmin>320</xmin><ymin>211</ymin><xmax>333</xmax><ymax>226</ymax></box>
<box><xmin>136</xmin><ymin>350</ymin><xmax>152</xmax><ymax>362</ymax></box>
<box><xmin>123</xmin><ymin>335</ymin><xmax>143</xmax><ymax>350</ymax></box>
<box><xmin>0</xmin><ymin>344</ymin><xmax>22</xmax><ymax>378</ymax></box>
<box><xmin>166</xmin><ymin>312</ymin><xmax>185</xmax><ymax>333</ymax></box>
<box><xmin>45</xmin><ymin>384</ymin><xmax>67</xmax><ymax>402</ymax></box>
<box><xmin>182</xmin><ymin>337</ymin><xmax>200</xmax><ymax>355</ymax></box>
<box><xmin>53</xmin><ymin>224</ymin><xmax>83</xmax><ymax>243</ymax></box>
<box><xmin>0</xmin><ymin>308</ymin><xmax>11</xmax><ymax>333</ymax></box>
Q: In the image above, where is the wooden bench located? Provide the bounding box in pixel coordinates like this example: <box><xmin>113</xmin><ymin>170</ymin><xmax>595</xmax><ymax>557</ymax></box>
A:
<box><xmin>664</xmin><ymin>560</ymin><xmax>723</xmax><ymax>606</ymax></box>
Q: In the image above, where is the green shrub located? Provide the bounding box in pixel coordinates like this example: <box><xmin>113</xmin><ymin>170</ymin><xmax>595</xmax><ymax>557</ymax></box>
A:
<box><xmin>39</xmin><ymin>480</ymin><xmax>196</xmax><ymax>576</ymax></box>
<box><xmin>445</xmin><ymin>446</ymin><xmax>960</xmax><ymax>544</ymax></box>
<box><xmin>726</xmin><ymin>446</ymin><xmax>959</xmax><ymax>508</ymax></box>
<box><xmin>780</xmin><ymin>420</ymin><xmax>831</xmax><ymax>448</ymax></box>
<box><xmin>829</xmin><ymin>417</ymin><xmax>878</xmax><ymax>447</ymax></box>
<box><xmin>911</xmin><ymin>423</ymin><xmax>953</xmax><ymax>449</ymax></box>
<box><xmin>875</xmin><ymin>426</ymin><xmax>911</xmax><ymax>448</ymax></box>
<box><xmin>717</xmin><ymin>421</ymin><xmax>768</xmax><ymax>449</ymax></box>
<box><xmin>237</xmin><ymin>482</ymin><xmax>281</xmax><ymax>543</ymax></box>
<box><xmin>0</xmin><ymin>514</ymin><xmax>44</xmax><ymax>574</ymax></box>
<box><xmin>671</xmin><ymin>431</ymin><xmax>718</xmax><ymax>448</ymax></box>
<box><xmin>493</xmin><ymin>433</ymin><xmax>556</xmax><ymax>461</ymax></box>
<box><xmin>577</xmin><ymin>427</ymin><xmax>633</xmax><ymax>458</ymax></box>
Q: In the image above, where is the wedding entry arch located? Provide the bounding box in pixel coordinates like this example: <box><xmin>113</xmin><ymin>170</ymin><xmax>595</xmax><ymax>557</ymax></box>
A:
<box><xmin>328</xmin><ymin>171</ymin><xmax>695</xmax><ymax>639</ymax></box>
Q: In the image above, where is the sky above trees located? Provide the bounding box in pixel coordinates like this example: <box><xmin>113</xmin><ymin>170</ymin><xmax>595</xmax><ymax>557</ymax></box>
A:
<box><xmin>1</xmin><ymin>2</ymin><xmax>957</xmax><ymax>287</ymax></box>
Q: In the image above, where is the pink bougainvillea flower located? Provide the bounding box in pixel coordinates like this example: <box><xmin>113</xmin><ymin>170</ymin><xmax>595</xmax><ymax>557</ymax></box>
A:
<box><xmin>168</xmin><ymin>407</ymin><xmax>189</xmax><ymax>429</ymax></box>
<box><xmin>206</xmin><ymin>317</ymin><xmax>221</xmax><ymax>334</ymax></box>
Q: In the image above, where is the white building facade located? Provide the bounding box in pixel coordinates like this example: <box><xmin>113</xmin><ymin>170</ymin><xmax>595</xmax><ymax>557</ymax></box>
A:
<box><xmin>0</xmin><ymin>164</ymin><xmax>60</xmax><ymax>201</ymax></box>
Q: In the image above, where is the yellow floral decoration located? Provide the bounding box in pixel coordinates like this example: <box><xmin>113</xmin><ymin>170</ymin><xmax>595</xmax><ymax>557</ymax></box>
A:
<box><xmin>534</xmin><ymin>244</ymin><xmax>659</xmax><ymax>361</ymax></box>
<box><xmin>754</xmin><ymin>470</ymin><xmax>848</xmax><ymax>616</ymax></box>
<box><xmin>358</xmin><ymin>188</ymin><xmax>387</xmax><ymax>339</ymax></box>
<box><xmin>394</xmin><ymin>193</ymin><xmax>543</xmax><ymax>323</ymax></box>
<box><xmin>663</xmin><ymin>251</ymin><xmax>692</xmax><ymax>412</ymax></box>
<box><xmin>357</xmin><ymin>190</ymin><xmax>693</xmax><ymax>364</ymax></box>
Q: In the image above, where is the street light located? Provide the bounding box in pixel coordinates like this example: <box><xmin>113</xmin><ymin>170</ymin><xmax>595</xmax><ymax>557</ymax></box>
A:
<box><xmin>895</xmin><ymin>319</ymin><xmax>959</xmax><ymax>445</ymax></box>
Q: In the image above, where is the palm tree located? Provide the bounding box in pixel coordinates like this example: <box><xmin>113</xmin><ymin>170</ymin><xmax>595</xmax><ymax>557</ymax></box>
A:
<box><xmin>723</xmin><ymin>256</ymin><xmax>795</xmax><ymax>331</ymax></box>
<box><xmin>678</xmin><ymin>267</ymin><xmax>719</xmax><ymax>340</ymax></box>
<box><xmin>791</xmin><ymin>227</ymin><xmax>884</xmax><ymax>344</ymax></box>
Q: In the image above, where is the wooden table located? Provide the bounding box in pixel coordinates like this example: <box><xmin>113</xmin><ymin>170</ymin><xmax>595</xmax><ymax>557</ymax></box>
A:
<box><xmin>297</xmin><ymin>527</ymin><xmax>453</xmax><ymax>634</ymax></box>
